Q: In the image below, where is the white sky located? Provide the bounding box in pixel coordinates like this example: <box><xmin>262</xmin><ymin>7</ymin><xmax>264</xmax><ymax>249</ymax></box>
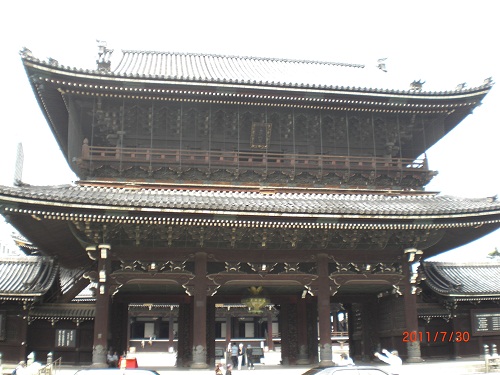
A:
<box><xmin>0</xmin><ymin>0</ymin><xmax>499</xmax><ymax>261</ymax></box>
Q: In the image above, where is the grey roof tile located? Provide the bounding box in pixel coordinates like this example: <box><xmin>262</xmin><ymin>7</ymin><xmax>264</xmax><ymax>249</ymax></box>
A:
<box><xmin>21</xmin><ymin>49</ymin><xmax>494</xmax><ymax>94</ymax></box>
<box><xmin>422</xmin><ymin>261</ymin><xmax>500</xmax><ymax>297</ymax></box>
<box><xmin>0</xmin><ymin>184</ymin><xmax>500</xmax><ymax>219</ymax></box>
<box><xmin>0</xmin><ymin>256</ymin><xmax>58</xmax><ymax>299</ymax></box>
<box><xmin>30</xmin><ymin>303</ymin><xmax>95</xmax><ymax>319</ymax></box>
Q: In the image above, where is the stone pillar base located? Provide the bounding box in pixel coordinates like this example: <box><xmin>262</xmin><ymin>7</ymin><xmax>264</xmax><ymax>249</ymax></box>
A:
<box><xmin>406</xmin><ymin>341</ymin><xmax>423</xmax><ymax>363</ymax></box>
<box><xmin>296</xmin><ymin>358</ymin><xmax>312</xmax><ymax>365</ymax></box>
<box><xmin>296</xmin><ymin>345</ymin><xmax>311</xmax><ymax>365</ymax></box>
<box><xmin>319</xmin><ymin>344</ymin><xmax>334</xmax><ymax>367</ymax></box>
<box><xmin>190</xmin><ymin>345</ymin><xmax>209</xmax><ymax>369</ymax></box>
<box><xmin>91</xmin><ymin>345</ymin><xmax>108</xmax><ymax>367</ymax></box>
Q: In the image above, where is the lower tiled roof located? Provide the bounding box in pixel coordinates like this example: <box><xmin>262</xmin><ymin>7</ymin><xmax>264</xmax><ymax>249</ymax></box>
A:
<box><xmin>0</xmin><ymin>256</ymin><xmax>58</xmax><ymax>300</ymax></box>
<box><xmin>29</xmin><ymin>303</ymin><xmax>95</xmax><ymax>320</ymax></box>
<box><xmin>1</xmin><ymin>184</ymin><xmax>499</xmax><ymax>219</ymax></box>
<box><xmin>422</xmin><ymin>261</ymin><xmax>500</xmax><ymax>298</ymax></box>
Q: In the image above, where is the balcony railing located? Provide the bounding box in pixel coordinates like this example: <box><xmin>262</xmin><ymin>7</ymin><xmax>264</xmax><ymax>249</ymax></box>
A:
<box><xmin>81</xmin><ymin>144</ymin><xmax>428</xmax><ymax>174</ymax></box>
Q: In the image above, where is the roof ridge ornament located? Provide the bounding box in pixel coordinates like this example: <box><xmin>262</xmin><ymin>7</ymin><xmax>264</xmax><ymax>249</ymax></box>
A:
<box><xmin>19</xmin><ymin>47</ymin><xmax>33</xmax><ymax>59</ymax></box>
<box><xmin>483</xmin><ymin>77</ymin><xmax>494</xmax><ymax>87</ymax></box>
<box><xmin>377</xmin><ymin>58</ymin><xmax>388</xmax><ymax>72</ymax></box>
<box><xmin>410</xmin><ymin>79</ymin><xmax>425</xmax><ymax>92</ymax></box>
<box><xmin>96</xmin><ymin>40</ymin><xmax>113</xmax><ymax>72</ymax></box>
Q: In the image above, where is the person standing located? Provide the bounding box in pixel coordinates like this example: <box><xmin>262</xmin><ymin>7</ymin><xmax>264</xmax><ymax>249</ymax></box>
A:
<box><xmin>231</xmin><ymin>343</ymin><xmax>238</xmax><ymax>368</ymax></box>
<box><xmin>246</xmin><ymin>344</ymin><xmax>255</xmax><ymax>369</ymax></box>
<box><xmin>237</xmin><ymin>343</ymin><xmax>245</xmax><ymax>370</ymax></box>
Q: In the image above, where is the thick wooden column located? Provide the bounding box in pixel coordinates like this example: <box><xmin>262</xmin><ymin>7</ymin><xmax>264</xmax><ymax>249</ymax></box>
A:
<box><xmin>191</xmin><ymin>252</ymin><xmax>209</xmax><ymax>368</ymax></box>
<box><xmin>306</xmin><ymin>299</ymin><xmax>319</xmax><ymax>363</ymax></box>
<box><xmin>279</xmin><ymin>302</ymin><xmax>298</xmax><ymax>365</ymax></box>
<box><xmin>225</xmin><ymin>316</ymin><xmax>232</xmax><ymax>363</ymax></box>
<box><xmin>296</xmin><ymin>297</ymin><xmax>310</xmax><ymax>364</ymax></box>
<box><xmin>92</xmin><ymin>244</ymin><xmax>111</xmax><ymax>367</ymax></box>
<box><xmin>266</xmin><ymin>312</ymin><xmax>274</xmax><ymax>351</ymax></box>
<box><xmin>317</xmin><ymin>253</ymin><xmax>333</xmax><ymax>366</ymax></box>
<box><xmin>168</xmin><ymin>315</ymin><xmax>174</xmax><ymax>348</ymax></box>
<box><xmin>403</xmin><ymin>249</ymin><xmax>422</xmax><ymax>363</ymax></box>
<box><xmin>176</xmin><ymin>302</ymin><xmax>192</xmax><ymax>367</ymax></box>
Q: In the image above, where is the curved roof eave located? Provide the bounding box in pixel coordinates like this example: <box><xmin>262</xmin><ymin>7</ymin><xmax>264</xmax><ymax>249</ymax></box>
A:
<box><xmin>0</xmin><ymin>256</ymin><xmax>59</xmax><ymax>298</ymax></box>
<box><xmin>21</xmin><ymin>54</ymin><xmax>494</xmax><ymax>101</ymax></box>
<box><xmin>422</xmin><ymin>261</ymin><xmax>500</xmax><ymax>297</ymax></box>
<box><xmin>1</xmin><ymin>184</ymin><xmax>500</xmax><ymax>224</ymax></box>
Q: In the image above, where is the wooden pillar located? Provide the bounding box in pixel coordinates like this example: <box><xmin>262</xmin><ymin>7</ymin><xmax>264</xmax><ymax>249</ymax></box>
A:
<box><xmin>191</xmin><ymin>252</ymin><xmax>208</xmax><ymax>368</ymax></box>
<box><xmin>317</xmin><ymin>253</ymin><xmax>333</xmax><ymax>366</ymax></box>
<box><xmin>266</xmin><ymin>312</ymin><xmax>274</xmax><ymax>351</ymax></box>
<box><xmin>177</xmin><ymin>302</ymin><xmax>192</xmax><ymax>367</ymax></box>
<box><xmin>154</xmin><ymin>317</ymin><xmax>161</xmax><ymax>340</ymax></box>
<box><xmin>92</xmin><ymin>244</ymin><xmax>111</xmax><ymax>366</ymax></box>
<box><xmin>403</xmin><ymin>249</ymin><xmax>422</xmax><ymax>363</ymax></box>
<box><xmin>168</xmin><ymin>315</ymin><xmax>174</xmax><ymax>347</ymax></box>
<box><xmin>306</xmin><ymin>299</ymin><xmax>319</xmax><ymax>363</ymax></box>
<box><xmin>296</xmin><ymin>297</ymin><xmax>310</xmax><ymax>364</ymax></box>
<box><xmin>206</xmin><ymin>300</ymin><xmax>216</xmax><ymax>367</ymax></box>
<box><xmin>225</xmin><ymin>316</ymin><xmax>232</xmax><ymax>364</ymax></box>
<box><xmin>225</xmin><ymin>316</ymin><xmax>232</xmax><ymax>346</ymax></box>
<box><xmin>279</xmin><ymin>302</ymin><xmax>298</xmax><ymax>365</ymax></box>
<box><xmin>19</xmin><ymin>308</ymin><xmax>29</xmax><ymax>362</ymax></box>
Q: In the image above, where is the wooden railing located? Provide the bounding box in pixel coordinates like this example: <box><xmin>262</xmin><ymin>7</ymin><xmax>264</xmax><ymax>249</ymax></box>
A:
<box><xmin>81</xmin><ymin>145</ymin><xmax>428</xmax><ymax>174</ymax></box>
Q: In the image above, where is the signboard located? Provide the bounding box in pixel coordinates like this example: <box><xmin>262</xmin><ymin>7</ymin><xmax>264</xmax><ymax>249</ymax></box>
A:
<box><xmin>471</xmin><ymin>310</ymin><xmax>500</xmax><ymax>336</ymax></box>
<box><xmin>251</xmin><ymin>122</ymin><xmax>272</xmax><ymax>149</ymax></box>
<box><xmin>56</xmin><ymin>329</ymin><xmax>76</xmax><ymax>347</ymax></box>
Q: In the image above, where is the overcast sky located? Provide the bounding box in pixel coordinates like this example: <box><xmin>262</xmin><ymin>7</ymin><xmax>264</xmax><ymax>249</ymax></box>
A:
<box><xmin>0</xmin><ymin>0</ymin><xmax>499</xmax><ymax>260</ymax></box>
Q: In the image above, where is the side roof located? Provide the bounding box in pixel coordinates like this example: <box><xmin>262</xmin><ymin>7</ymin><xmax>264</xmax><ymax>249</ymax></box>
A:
<box><xmin>422</xmin><ymin>261</ymin><xmax>500</xmax><ymax>300</ymax></box>
<box><xmin>0</xmin><ymin>256</ymin><xmax>58</xmax><ymax>300</ymax></box>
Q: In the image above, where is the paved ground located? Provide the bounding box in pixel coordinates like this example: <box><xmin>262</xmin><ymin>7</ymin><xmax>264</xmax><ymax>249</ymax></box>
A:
<box><xmin>1</xmin><ymin>358</ymin><xmax>490</xmax><ymax>375</ymax></box>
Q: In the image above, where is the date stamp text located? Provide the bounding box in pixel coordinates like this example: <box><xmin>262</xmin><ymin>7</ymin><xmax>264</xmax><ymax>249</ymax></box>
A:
<box><xmin>402</xmin><ymin>331</ymin><xmax>470</xmax><ymax>342</ymax></box>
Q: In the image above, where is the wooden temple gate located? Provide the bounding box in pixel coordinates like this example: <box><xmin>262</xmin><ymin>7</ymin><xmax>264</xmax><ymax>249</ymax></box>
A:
<box><xmin>2</xmin><ymin>44</ymin><xmax>498</xmax><ymax>368</ymax></box>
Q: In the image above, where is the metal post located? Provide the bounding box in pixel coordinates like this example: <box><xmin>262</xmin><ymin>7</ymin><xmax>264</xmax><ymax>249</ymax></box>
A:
<box><xmin>47</xmin><ymin>352</ymin><xmax>53</xmax><ymax>375</ymax></box>
<box><xmin>485</xmin><ymin>345</ymin><xmax>490</xmax><ymax>373</ymax></box>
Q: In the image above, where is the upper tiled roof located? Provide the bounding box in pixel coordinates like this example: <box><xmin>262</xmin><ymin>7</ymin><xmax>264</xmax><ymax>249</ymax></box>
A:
<box><xmin>422</xmin><ymin>261</ymin><xmax>500</xmax><ymax>298</ymax></box>
<box><xmin>0</xmin><ymin>256</ymin><xmax>58</xmax><ymax>300</ymax></box>
<box><xmin>1</xmin><ymin>184</ymin><xmax>500</xmax><ymax>221</ymax></box>
<box><xmin>112</xmin><ymin>50</ymin><xmax>371</xmax><ymax>89</ymax></box>
<box><xmin>20</xmin><ymin>48</ymin><xmax>494</xmax><ymax>95</ymax></box>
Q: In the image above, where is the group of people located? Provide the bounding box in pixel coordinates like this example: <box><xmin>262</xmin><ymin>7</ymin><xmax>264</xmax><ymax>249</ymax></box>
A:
<box><xmin>336</xmin><ymin>348</ymin><xmax>402</xmax><ymax>375</ymax></box>
<box><xmin>215</xmin><ymin>362</ymin><xmax>231</xmax><ymax>375</ymax></box>
<box><xmin>12</xmin><ymin>361</ymin><xmax>41</xmax><ymax>375</ymax></box>
<box><xmin>216</xmin><ymin>345</ymin><xmax>400</xmax><ymax>374</ymax></box>
<box><xmin>106</xmin><ymin>351</ymin><xmax>119</xmax><ymax>368</ymax></box>
<box><xmin>217</xmin><ymin>342</ymin><xmax>257</xmax><ymax>373</ymax></box>
<box><xmin>227</xmin><ymin>342</ymin><xmax>256</xmax><ymax>371</ymax></box>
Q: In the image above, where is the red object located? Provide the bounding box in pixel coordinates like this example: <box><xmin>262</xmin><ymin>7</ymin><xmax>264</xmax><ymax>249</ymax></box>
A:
<box><xmin>118</xmin><ymin>357</ymin><xmax>138</xmax><ymax>368</ymax></box>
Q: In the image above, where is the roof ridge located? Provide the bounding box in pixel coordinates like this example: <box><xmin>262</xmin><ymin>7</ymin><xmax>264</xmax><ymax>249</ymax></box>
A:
<box><xmin>119</xmin><ymin>49</ymin><xmax>365</xmax><ymax>69</ymax></box>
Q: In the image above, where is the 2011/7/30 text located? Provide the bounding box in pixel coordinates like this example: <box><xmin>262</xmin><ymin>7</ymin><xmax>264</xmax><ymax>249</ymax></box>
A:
<box><xmin>402</xmin><ymin>331</ymin><xmax>470</xmax><ymax>342</ymax></box>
